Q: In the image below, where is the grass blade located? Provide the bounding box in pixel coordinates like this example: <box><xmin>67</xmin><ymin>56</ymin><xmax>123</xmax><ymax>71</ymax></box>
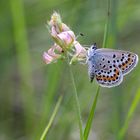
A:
<box><xmin>118</xmin><ymin>88</ymin><xmax>140</xmax><ymax>140</ymax></box>
<box><xmin>39</xmin><ymin>95</ymin><xmax>63</xmax><ymax>140</ymax></box>
<box><xmin>83</xmin><ymin>1</ymin><xmax>110</xmax><ymax>139</ymax></box>
<box><xmin>102</xmin><ymin>0</ymin><xmax>110</xmax><ymax>49</ymax></box>
<box><xmin>83</xmin><ymin>86</ymin><xmax>100</xmax><ymax>140</ymax></box>
<box><xmin>10</xmin><ymin>0</ymin><xmax>35</xmax><ymax>134</ymax></box>
<box><xmin>102</xmin><ymin>20</ymin><xmax>109</xmax><ymax>49</ymax></box>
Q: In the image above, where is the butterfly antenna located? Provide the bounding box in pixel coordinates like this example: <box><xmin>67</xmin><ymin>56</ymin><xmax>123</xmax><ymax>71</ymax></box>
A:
<box><xmin>76</xmin><ymin>32</ymin><xmax>84</xmax><ymax>39</ymax></box>
<box><xmin>79</xmin><ymin>33</ymin><xmax>84</xmax><ymax>36</ymax></box>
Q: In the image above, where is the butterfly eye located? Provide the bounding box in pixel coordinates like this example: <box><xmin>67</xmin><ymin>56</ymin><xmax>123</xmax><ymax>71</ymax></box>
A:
<box><xmin>91</xmin><ymin>43</ymin><xmax>97</xmax><ymax>50</ymax></box>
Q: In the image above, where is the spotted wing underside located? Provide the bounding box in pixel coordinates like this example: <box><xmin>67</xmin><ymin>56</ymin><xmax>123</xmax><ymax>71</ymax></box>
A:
<box><xmin>95</xmin><ymin>65</ymin><xmax>123</xmax><ymax>88</ymax></box>
<box><xmin>95</xmin><ymin>48</ymin><xmax>138</xmax><ymax>76</ymax></box>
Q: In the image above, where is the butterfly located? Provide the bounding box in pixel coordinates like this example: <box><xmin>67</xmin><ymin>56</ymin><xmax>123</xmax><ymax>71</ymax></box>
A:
<box><xmin>87</xmin><ymin>43</ymin><xmax>139</xmax><ymax>88</ymax></box>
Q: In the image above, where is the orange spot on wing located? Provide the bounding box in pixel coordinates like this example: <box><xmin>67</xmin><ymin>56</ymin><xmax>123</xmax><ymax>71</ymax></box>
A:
<box><xmin>97</xmin><ymin>75</ymin><xmax>114</xmax><ymax>82</ymax></box>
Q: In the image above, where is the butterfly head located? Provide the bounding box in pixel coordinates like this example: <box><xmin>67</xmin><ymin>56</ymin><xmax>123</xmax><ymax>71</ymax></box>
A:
<box><xmin>87</xmin><ymin>43</ymin><xmax>97</xmax><ymax>58</ymax></box>
<box><xmin>91</xmin><ymin>43</ymin><xmax>97</xmax><ymax>50</ymax></box>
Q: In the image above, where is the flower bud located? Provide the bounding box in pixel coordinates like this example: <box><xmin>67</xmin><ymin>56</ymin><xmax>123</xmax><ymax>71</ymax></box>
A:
<box><xmin>48</xmin><ymin>12</ymin><xmax>62</xmax><ymax>33</ymax></box>
<box><xmin>53</xmin><ymin>31</ymin><xmax>75</xmax><ymax>49</ymax></box>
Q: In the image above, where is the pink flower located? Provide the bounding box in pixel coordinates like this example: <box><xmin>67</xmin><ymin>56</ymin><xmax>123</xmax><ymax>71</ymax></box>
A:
<box><xmin>56</xmin><ymin>31</ymin><xmax>75</xmax><ymax>48</ymax></box>
<box><xmin>74</xmin><ymin>41</ymin><xmax>86</xmax><ymax>57</ymax></box>
<box><xmin>48</xmin><ymin>12</ymin><xmax>75</xmax><ymax>50</ymax></box>
<box><xmin>43</xmin><ymin>12</ymin><xmax>87</xmax><ymax>65</ymax></box>
<box><xmin>43</xmin><ymin>44</ymin><xmax>63</xmax><ymax>64</ymax></box>
<box><xmin>43</xmin><ymin>52</ymin><xmax>54</xmax><ymax>64</ymax></box>
<box><xmin>51</xmin><ymin>30</ymin><xmax>75</xmax><ymax>50</ymax></box>
<box><xmin>70</xmin><ymin>41</ymin><xmax>87</xmax><ymax>64</ymax></box>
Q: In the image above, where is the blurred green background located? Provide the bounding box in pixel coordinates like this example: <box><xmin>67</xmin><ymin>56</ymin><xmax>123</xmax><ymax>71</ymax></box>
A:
<box><xmin>0</xmin><ymin>0</ymin><xmax>140</xmax><ymax>140</ymax></box>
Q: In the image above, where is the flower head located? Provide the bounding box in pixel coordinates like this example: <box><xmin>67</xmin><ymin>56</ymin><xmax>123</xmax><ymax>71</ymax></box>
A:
<box><xmin>43</xmin><ymin>12</ymin><xmax>87</xmax><ymax>65</ymax></box>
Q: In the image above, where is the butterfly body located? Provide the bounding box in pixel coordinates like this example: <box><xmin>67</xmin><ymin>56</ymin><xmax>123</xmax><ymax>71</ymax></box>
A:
<box><xmin>87</xmin><ymin>44</ymin><xmax>138</xmax><ymax>88</ymax></box>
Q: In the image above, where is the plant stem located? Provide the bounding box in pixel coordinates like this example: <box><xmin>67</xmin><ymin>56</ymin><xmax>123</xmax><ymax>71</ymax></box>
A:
<box><xmin>39</xmin><ymin>95</ymin><xmax>63</xmax><ymax>140</ymax></box>
<box><xmin>102</xmin><ymin>0</ymin><xmax>110</xmax><ymax>49</ymax></box>
<box><xmin>66</xmin><ymin>52</ymin><xmax>83</xmax><ymax>140</ymax></box>
<box><xmin>69</xmin><ymin>64</ymin><xmax>84</xmax><ymax>140</ymax></box>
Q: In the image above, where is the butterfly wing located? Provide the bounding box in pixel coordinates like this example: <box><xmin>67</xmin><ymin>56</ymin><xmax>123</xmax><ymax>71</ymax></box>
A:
<box><xmin>95</xmin><ymin>48</ymin><xmax>139</xmax><ymax>75</ymax></box>
<box><xmin>87</xmin><ymin>49</ymin><xmax>123</xmax><ymax>87</ymax></box>
<box><xmin>115</xmin><ymin>52</ymin><xmax>138</xmax><ymax>75</ymax></box>
<box><xmin>95</xmin><ymin>63</ymin><xmax>123</xmax><ymax>88</ymax></box>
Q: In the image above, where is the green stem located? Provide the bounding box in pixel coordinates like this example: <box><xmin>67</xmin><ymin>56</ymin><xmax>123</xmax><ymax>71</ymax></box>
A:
<box><xmin>64</xmin><ymin>51</ymin><xmax>83</xmax><ymax>140</ymax></box>
<box><xmin>39</xmin><ymin>95</ymin><xmax>63</xmax><ymax>140</ymax></box>
<box><xmin>102</xmin><ymin>22</ymin><xmax>109</xmax><ymax>49</ymax></box>
<box><xmin>102</xmin><ymin>0</ymin><xmax>110</xmax><ymax>49</ymax></box>
<box><xmin>69</xmin><ymin>65</ymin><xmax>84</xmax><ymax>140</ymax></box>
<box><xmin>118</xmin><ymin>88</ymin><xmax>140</xmax><ymax>140</ymax></box>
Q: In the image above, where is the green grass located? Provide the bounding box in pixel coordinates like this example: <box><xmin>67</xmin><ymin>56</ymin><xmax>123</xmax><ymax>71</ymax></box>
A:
<box><xmin>40</xmin><ymin>95</ymin><xmax>63</xmax><ymax>140</ymax></box>
<box><xmin>119</xmin><ymin>88</ymin><xmax>140</xmax><ymax>140</ymax></box>
<box><xmin>10</xmin><ymin>0</ymin><xmax>35</xmax><ymax>135</ymax></box>
<box><xmin>83</xmin><ymin>86</ymin><xmax>100</xmax><ymax>140</ymax></box>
